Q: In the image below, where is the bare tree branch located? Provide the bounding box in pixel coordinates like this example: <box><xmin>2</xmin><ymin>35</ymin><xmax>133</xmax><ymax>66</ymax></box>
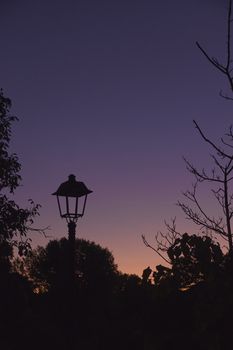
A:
<box><xmin>143</xmin><ymin>1</ymin><xmax>233</xmax><ymax>262</ymax></box>
<box><xmin>179</xmin><ymin>119</ymin><xmax>233</xmax><ymax>253</ymax></box>
<box><xmin>142</xmin><ymin>235</ymin><xmax>171</xmax><ymax>265</ymax></box>
<box><xmin>28</xmin><ymin>226</ymin><xmax>52</xmax><ymax>239</ymax></box>
<box><xmin>193</xmin><ymin>120</ymin><xmax>233</xmax><ymax>160</ymax></box>
<box><xmin>221</xmin><ymin>137</ymin><xmax>233</xmax><ymax>149</ymax></box>
<box><xmin>184</xmin><ymin>156</ymin><xmax>224</xmax><ymax>183</ymax></box>
<box><xmin>196</xmin><ymin>41</ymin><xmax>226</xmax><ymax>74</ymax></box>
<box><xmin>196</xmin><ymin>1</ymin><xmax>233</xmax><ymax>95</ymax></box>
<box><xmin>219</xmin><ymin>90</ymin><xmax>233</xmax><ymax>100</ymax></box>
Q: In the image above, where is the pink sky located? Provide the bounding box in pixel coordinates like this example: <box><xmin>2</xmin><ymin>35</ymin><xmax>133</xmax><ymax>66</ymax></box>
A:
<box><xmin>2</xmin><ymin>0</ymin><xmax>232</xmax><ymax>275</ymax></box>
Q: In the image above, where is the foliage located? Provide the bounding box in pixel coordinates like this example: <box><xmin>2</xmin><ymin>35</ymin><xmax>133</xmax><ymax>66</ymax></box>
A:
<box><xmin>0</xmin><ymin>89</ymin><xmax>20</xmax><ymax>192</ymax></box>
<box><xmin>15</xmin><ymin>237</ymin><xmax>119</xmax><ymax>294</ymax></box>
<box><xmin>0</xmin><ymin>89</ymin><xmax>40</xmax><ymax>261</ymax></box>
<box><xmin>152</xmin><ymin>233</ymin><xmax>224</xmax><ymax>290</ymax></box>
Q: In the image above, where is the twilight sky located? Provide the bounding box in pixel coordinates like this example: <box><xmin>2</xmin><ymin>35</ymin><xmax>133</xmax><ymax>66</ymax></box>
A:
<box><xmin>1</xmin><ymin>0</ymin><xmax>233</xmax><ymax>275</ymax></box>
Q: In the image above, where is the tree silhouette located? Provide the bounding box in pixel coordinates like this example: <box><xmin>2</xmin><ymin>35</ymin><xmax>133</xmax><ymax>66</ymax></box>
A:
<box><xmin>196</xmin><ymin>0</ymin><xmax>233</xmax><ymax>99</ymax></box>
<box><xmin>0</xmin><ymin>89</ymin><xmax>43</xmax><ymax>350</ymax></box>
<box><xmin>143</xmin><ymin>0</ymin><xmax>233</xmax><ymax>259</ymax></box>
<box><xmin>153</xmin><ymin>233</ymin><xmax>224</xmax><ymax>290</ymax></box>
<box><xmin>0</xmin><ymin>89</ymin><xmax>40</xmax><ymax>267</ymax></box>
<box><xmin>178</xmin><ymin>121</ymin><xmax>233</xmax><ymax>254</ymax></box>
<box><xmin>16</xmin><ymin>237</ymin><xmax>119</xmax><ymax>295</ymax></box>
<box><xmin>14</xmin><ymin>238</ymin><xmax>148</xmax><ymax>350</ymax></box>
<box><xmin>178</xmin><ymin>0</ymin><xmax>233</xmax><ymax>254</ymax></box>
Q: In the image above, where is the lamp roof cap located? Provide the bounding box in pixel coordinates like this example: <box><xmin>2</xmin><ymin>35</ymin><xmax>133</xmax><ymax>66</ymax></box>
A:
<box><xmin>52</xmin><ymin>174</ymin><xmax>92</xmax><ymax>198</ymax></box>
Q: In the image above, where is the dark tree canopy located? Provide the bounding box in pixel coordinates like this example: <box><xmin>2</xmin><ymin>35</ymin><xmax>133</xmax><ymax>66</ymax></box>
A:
<box><xmin>152</xmin><ymin>233</ymin><xmax>224</xmax><ymax>290</ymax></box>
<box><xmin>16</xmin><ymin>237</ymin><xmax>119</xmax><ymax>294</ymax></box>
<box><xmin>0</xmin><ymin>89</ymin><xmax>20</xmax><ymax>192</ymax></box>
<box><xmin>0</xmin><ymin>89</ymin><xmax>40</xmax><ymax>261</ymax></box>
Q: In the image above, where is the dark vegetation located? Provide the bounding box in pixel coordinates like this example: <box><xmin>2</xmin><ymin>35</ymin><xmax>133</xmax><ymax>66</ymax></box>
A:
<box><xmin>2</xmin><ymin>2</ymin><xmax>233</xmax><ymax>349</ymax></box>
<box><xmin>1</xmin><ymin>93</ymin><xmax>233</xmax><ymax>350</ymax></box>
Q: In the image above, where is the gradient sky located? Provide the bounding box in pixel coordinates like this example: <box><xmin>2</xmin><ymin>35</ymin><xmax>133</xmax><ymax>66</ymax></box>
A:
<box><xmin>1</xmin><ymin>0</ymin><xmax>233</xmax><ymax>275</ymax></box>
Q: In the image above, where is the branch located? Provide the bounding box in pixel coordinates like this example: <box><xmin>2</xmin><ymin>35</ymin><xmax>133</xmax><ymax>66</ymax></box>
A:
<box><xmin>212</xmin><ymin>188</ymin><xmax>225</xmax><ymax>210</ymax></box>
<box><xmin>178</xmin><ymin>182</ymin><xmax>228</xmax><ymax>235</ymax></box>
<box><xmin>164</xmin><ymin>217</ymin><xmax>182</xmax><ymax>240</ymax></box>
<box><xmin>142</xmin><ymin>235</ymin><xmax>171</xmax><ymax>265</ymax></box>
<box><xmin>196</xmin><ymin>1</ymin><xmax>233</xmax><ymax>93</ymax></box>
<box><xmin>193</xmin><ymin>120</ymin><xmax>233</xmax><ymax>160</ymax></box>
<box><xmin>226</xmin><ymin>0</ymin><xmax>233</xmax><ymax>77</ymax></box>
<box><xmin>27</xmin><ymin>226</ymin><xmax>52</xmax><ymax>239</ymax></box>
<box><xmin>226</xmin><ymin>125</ymin><xmax>233</xmax><ymax>139</ymax></box>
<box><xmin>221</xmin><ymin>136</ymin><xmax>233</xmax><ymax>149</ymax></box>
<box><xmin>211</xmin><ymin>154</ymin><xmax>225</xmax><ymax>173</ymax></box>
<box><xmin>184</xmin><ymin>157</ymin><xmax>224</xmax><ymax>183</ymax></box>
<box><xmin>178</xmin><ymin>200</ymin><xmax>227</xmax><ymax>236</ymax></box>
<box><xmin>196</xmin><ymin>41</ymin><xmax>226</xmax><ymax>74</ymax></box>
<box><xmin>219</xmin><ymin>90</ymin><xmax>233</xmax><ymax>100</ymax></box>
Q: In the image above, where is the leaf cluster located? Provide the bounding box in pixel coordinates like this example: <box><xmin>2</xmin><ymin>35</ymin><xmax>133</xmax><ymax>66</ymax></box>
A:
<box><xmin>0</xmin><ymin>90</ymin><xmax>41</xmax><ymax>259</ymax></box>
<box><xmin>0</xmin><ymin>89</ymin><xmax>21</xmax><ymax>193</ymax></box>
<box><xmin>153</xmin><ymin>233</ymin><xmax>224</xmax><ymax>290</ymax></box>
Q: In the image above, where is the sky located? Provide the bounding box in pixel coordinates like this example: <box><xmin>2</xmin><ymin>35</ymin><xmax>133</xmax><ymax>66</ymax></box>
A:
<box><xmin>1</xmin><ymin>0</ymin><xmax>233</xmax><ymax>275</ymax></box>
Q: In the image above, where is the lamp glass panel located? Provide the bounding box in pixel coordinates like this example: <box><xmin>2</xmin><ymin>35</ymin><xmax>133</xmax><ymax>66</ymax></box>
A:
<box><xmin>67</xmin><ymin>197</ymin><xmax>79</xmax><ymax>217</ymax></box>
<box><xmin>78</xmin><ymin>195</ymin><xmax>87</xmax><ymax>216</ymax></box>
<box><xmin>57</xmin><ymin>196</ymin><xmax>67</xmax><ymax>217</ymax></box>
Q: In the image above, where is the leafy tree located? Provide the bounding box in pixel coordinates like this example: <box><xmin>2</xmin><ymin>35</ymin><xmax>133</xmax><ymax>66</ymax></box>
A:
<box><xmin>15</xmin><ymin>237</ymin><xmax>119</xmax><ymax>294</ymax></box>
<box><xmin>152</xmin><ymin>233</ymin><xmax>224</xmax><ymax>290</ymax></box>
<box><xmin>0</xmin><ymin>89</ymin><xmax>40</xmax><ymax>264</ymax></box>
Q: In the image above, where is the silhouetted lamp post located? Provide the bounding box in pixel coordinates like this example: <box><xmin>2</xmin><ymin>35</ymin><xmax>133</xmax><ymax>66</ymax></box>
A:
<box><xmin>52</xmin><ymin>174</ymin><xmax>92</xmax><ymax>288</ymax></box>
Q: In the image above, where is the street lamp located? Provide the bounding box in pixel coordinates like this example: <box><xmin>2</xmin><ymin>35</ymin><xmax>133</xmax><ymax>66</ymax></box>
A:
<box><xmin>52</xmin><ymin>174</ymin><xmax>92</xmax><ymax>223</ymax></box>
<box><xmin>52</xmin><ymin>174</ymin><xmax>92</xmax><ymax>289</ymax></box>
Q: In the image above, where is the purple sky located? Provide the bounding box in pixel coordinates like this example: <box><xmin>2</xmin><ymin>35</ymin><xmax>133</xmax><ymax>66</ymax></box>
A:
<box><xmin>1</xmin><ymin>0</ymin><xmax>233</xmax><ymax>275</ymax></box>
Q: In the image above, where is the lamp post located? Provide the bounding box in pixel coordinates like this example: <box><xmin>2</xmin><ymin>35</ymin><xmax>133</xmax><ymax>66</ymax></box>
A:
<box><xmin>52</xmin><ymin>174</ymin><xmax>92</xmax><ymax>289</ymax></box>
